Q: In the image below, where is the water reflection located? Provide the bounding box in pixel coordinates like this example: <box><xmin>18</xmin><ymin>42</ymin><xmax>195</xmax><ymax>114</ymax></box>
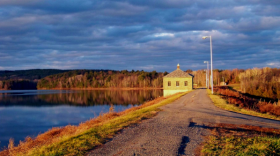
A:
<box><xmin>0</xmin><ymin>89</ymin><xmax>163</xmax><ymax>106</ymax></box>
<box><xmin>0</xmin><ymin>89</ymin><xmax>163</xmax><ymax>149</ymax></box>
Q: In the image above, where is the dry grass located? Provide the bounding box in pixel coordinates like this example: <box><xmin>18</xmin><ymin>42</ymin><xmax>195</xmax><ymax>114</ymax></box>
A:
<box><xmin>0</xmin><ymin>92</ymin><xmax>190</xmax><ymax>156</ymax></box>
<box><xmin>208</xmin><ymin>87</ymin><xmax>280</xmax><ymax>120</ymax></box>
<box><xmin>201</xmin><ymin>123</ymin><xmax>280</xmax><ymax>156</ymax></box>
<box><xmin>227</xmin><ymin>84</ymin><xmax>241</xmax><ymax>91</ymax></box>
<box><xmin>211</xmin><ymin>123</ymin><xmax>280</xmax><ymax>135</ymax></box>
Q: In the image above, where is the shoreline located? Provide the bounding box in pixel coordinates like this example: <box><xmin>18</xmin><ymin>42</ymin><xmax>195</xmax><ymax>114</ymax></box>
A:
<box><xmin>0</xmin><ymin>91</ymin><xmax>188</xmax><ymax>156</ymax></box>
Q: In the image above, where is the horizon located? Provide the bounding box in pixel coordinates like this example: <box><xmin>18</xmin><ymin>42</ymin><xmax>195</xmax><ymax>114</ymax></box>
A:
<box><xmin>0</xmin><ymin>66</ymin><xmax>276</xmax><ymax>73</ymax></box>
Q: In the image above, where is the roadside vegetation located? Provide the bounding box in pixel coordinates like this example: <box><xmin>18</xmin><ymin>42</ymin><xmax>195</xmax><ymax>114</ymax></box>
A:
<box><xmin>201</xmin><ymin>123</ymin><xmax>280</xmax><ymax>156</ymax></box>
<box><xmin>207</xmin><ymin>87</ymin><xmax>280</xmax><ymax>120</ymax></box>
<box><xmin>192</xmin><ymin>67</ymin><xmax>280</xmax><ymax>100</ymax></box>
<box><xmin>191</xmin><ymin>68</ymin><xmax>242</xmax><ymax>87</ymax></box>
<box><xmin>0</xmin><ymin>91</ymin><xmax>190</xmax><ymax>156</ymax></box>
<box><xmin>227</xmin><ymin>84</ymin><xmax>241</xmax><ymax>91</ymax></box>
<box><xmin>239</xmin><ymin>67</ymin><xmax>280</xmax><ymax>99</ymax></box>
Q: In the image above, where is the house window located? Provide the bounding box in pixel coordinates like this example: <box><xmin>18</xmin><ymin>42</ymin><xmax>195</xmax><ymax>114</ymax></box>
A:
<box><xmin>176</xmin><ymin>81</ymin><xmax>179</xmax><ymax>86</ymax></box>
<box><xmin>184</xmin><ymin>81</ymin><xmax>188</xmax><ymax>86</ymax></box>
<box><xmin>168</xmin><ymin>81</ymin><xmax>171</xmax><ymax>86</ymax></box>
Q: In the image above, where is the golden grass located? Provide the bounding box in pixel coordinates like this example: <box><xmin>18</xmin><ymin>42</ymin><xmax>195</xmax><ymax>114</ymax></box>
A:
<box><xmin>201</xmin><ymin>123</ymin><xmax>280</xmax><ymax>156</ymax></box>
<box><xmin>1</xmin><ymin>91</ymin><xmax>191</xmax><ymax>156</ymax></box>
<box><xmin>227</xmin><ymin>84</ymin><xmax>241</xmax><ymax>91</ymax></box>
<box><xmin>207</xmin><ymin>89</ymin><xmax>280</xmax><ymax>121</ymax></box>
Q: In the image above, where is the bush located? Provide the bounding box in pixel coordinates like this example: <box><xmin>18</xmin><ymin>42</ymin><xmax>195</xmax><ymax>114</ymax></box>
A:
<box><xmin>215</xmin><ymin>86</ymin><xmax>280</xmax><ymax>116</ymax></box>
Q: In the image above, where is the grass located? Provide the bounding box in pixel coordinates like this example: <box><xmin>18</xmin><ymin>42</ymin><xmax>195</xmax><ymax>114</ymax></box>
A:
<box><xmin>201</xmin><ymin>124</ymin><xmax>280</xmax><ymax>156</ymax></box>
<box><xmin>1</xmin><ymin>91</ymin><xmax>191</xmax><ymax>156</ymax></box>
<box><xmin>202</xmin><ymin>89</ymin><xmax>280</xmax><ymax>155</ymax></box>
<box><xmin>207</xmin><ymin>89</ymin><xmax>280</xmax><ymax>121</ymax></box>
<box><xmin>227</xmin><ymin>84</ymin><xmax>241</xmax><ymax>91</ymax></box>
<box><xmin>203</xmin><ymin>136</ymin><xmax>280</xmax><ymax>156</ymax></box>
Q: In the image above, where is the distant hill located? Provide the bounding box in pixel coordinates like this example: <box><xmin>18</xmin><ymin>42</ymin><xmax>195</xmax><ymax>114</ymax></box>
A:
<box><xmin>0</xmin><ymin>69</ymin><xmax>71</xmax><ymax>90</ymax></box>
<box><xmin>0</xmin><ymin>69</ymin><xmax>70</xmax><ymax>81</ymax></box>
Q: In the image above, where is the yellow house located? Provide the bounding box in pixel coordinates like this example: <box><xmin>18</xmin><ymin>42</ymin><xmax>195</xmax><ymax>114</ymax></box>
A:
<box><xmin>163</xmin><ymin>64</ymin><xmax>193</xmax><ymax>96</ymax></box>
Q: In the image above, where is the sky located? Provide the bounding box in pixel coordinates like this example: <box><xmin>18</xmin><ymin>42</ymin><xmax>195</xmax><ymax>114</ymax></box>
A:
<box><xmin>0</xmin><ymin>0</ymin><xmax>279</xmax><ymax>72</ymax></box>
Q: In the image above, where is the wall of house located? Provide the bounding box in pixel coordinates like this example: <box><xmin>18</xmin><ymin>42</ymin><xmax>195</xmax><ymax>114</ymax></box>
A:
<box><xmin>163</xmin><ymin>77</ymin><xmax>193</xmax><ymax>90</ymax></box>
<box><xmin>163</xmin><ymin>77</ymin><xmax>193</xmax><ymax>96</ymax></box>
<box><xmin>163</xmin><ymin>89</ymin><xmax>189</xmax><ymax>97</ymax></box>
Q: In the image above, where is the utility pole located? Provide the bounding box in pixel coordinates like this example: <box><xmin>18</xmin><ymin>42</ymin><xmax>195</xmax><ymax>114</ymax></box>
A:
<box><xmin>203</xmin><ymin>36</ymin><xmax>214</xmax><ymax>94</ymax></box>
<box><xmin>204</xmin><ymin>61</ymin><xmax>209</xmax><ymax>89</ymax></box>
<box><xmin>205</xmin><ymin>69</ymin><xmax>207</xmax><ymax>88</ymax></box>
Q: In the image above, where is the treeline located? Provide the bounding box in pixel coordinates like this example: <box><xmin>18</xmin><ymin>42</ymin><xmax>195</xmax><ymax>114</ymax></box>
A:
<box><xmin>3</xmin><ymin>67</ymin><xmax>280</xmax><ymax>100</ymax></box>
<box><xmin>239</xmin><ymin>68</ymin><xmax>280</xmax><ymax>99</ymax></box>
<box><xmin>191</xmin><ymin>67</ymin><xmax>280</xmax><ymax>100</ymax></box>
<box><xmin>37</xmin><ymin>70</ymin><xmax>167</xmax><ymax>89</ymax></box>
<box><xmin>0</xmin><ymin>69</ymin><xmax>68</xmax><ymax>81</ymax></box>
<box><xmin>0</xmin><ymin>69</ymin><xmax>69</xmax><ymax>90</ymax></box>
<box><xmin>0</xmin><ymin>80</ymin><xmax>37</xmax><ymax>90</ymax></box>
<box><xmin>190</xmin><ymin>68</ymin><xmax>244</xmax><ymax>87</ymax></box>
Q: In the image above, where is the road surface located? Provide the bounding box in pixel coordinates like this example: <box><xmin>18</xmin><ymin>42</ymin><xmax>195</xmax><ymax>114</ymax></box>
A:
<box><xmin>87</xmin><ymin>89</ymin><xmax>280</xmax><ymax>156</ymax></box>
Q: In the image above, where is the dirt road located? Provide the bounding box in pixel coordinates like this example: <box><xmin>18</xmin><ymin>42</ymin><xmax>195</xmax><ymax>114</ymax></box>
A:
<box><xmin>87</xmin><ymin>89</ymin><xmax>280</xmax><ymax>156</ymax></box>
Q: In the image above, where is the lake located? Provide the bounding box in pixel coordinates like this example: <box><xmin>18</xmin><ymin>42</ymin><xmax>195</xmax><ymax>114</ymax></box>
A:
<box><xmin>0</xmin><ymin>89</ymin><xmax>163</xmax><ymax>149</ymax></box>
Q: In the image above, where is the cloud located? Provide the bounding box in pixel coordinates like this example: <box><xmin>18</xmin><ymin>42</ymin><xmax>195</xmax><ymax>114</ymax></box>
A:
<box><xmin>0</xmin><ymin>0</ymin><xmax>279</xmax><ymax>72</ymax></box>
<box><xmin>267</xmin><ymin>62</ymin><xmax>280</xmax><ymax>68</ymax></box>
<box><xmin>154</xmin><ymin>33</ymin><xmax>174</xmax><ymax>38</ymax></box>
<box><xmin>0</xmin><ymin>0</ymin><xmax>37</xmax><ymax>6</ymax></box>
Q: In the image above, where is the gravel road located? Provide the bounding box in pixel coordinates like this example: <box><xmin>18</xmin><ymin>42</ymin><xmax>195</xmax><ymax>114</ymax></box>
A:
<box><xmin>87</xmin><ymin>89</ymin><xmax>280</xmax><ymax>156</ymax></box>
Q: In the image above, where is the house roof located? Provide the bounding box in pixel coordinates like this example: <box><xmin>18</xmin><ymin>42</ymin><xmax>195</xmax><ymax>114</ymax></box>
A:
<box><xmin>164</xmin><ymin>68</ymin><xmax>194</xmax><ymax>78</ymax></box>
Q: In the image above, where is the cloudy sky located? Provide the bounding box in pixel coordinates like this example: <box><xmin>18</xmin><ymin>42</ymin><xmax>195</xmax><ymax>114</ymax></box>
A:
<box><xmin>0</xmin><ymin>0</ymin><xmax>279</xmax><ymax>72</ymax></box>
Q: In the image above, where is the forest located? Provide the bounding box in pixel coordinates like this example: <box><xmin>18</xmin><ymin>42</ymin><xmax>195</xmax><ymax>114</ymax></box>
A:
<box><xmin>191</xmin><ymin>68</ymin><xmax>243</xmax><ymax>86</ymax></box>
<box><xmin>0</xmin><ymin>69</ymin><xmax>69</xmax><ymax>90</ymax></box>
<box><xmin>1</xmin><ymin>67</ymin><xmax>280</xmax><ymax>100</ymax></box>
<box><xmin>37</xmin><ymin>70</ymin><xmax>166</xmax><ymax>89</ymax></box>
<box><xmin>191</xmin><ymin>67</ymin><xmax>280</xmax><ymax>100</ymax></box>
<box><xmin>239</xmin><ymin>68</ymin><xmax>280</xmax><ymax>99</ymax></box>
<box><xmin>0</xmin><ymin>69</ymin><xmax>69</xmax><ymax>81</ymax></box>
<box><xmin>0</xmin><ymin>80</ymin><xmax>37</xmax><ymax>90</ymax></box>
<box><xmin>37</xmin><ymin>68</ymin><xmax>243</xmax><ymax>90</ymax></box>
<box><xmin>0</xmin><ymin>69</ymin><xmax>108</xmax><ymax>90</ymax></box>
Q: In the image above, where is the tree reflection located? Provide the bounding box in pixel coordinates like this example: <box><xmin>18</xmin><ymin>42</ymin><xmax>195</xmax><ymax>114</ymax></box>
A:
<box><xmin>0</xmin><ymin>90</ymin><xmax>163</xmax><ymax>106</ymax></box>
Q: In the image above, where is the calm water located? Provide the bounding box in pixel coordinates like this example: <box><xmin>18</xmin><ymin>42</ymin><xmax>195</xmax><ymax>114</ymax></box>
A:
<box><xmin>0</xmin><ymin>89</ymin><xmax>163</xmax><ymax>149</ymax></box>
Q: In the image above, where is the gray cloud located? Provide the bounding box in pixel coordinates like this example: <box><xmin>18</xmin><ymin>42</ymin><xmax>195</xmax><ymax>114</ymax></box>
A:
<box><xmin>0</xmin><ymin>0</ymin><xmax>279</xmax><ymax>72</ymax></box>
